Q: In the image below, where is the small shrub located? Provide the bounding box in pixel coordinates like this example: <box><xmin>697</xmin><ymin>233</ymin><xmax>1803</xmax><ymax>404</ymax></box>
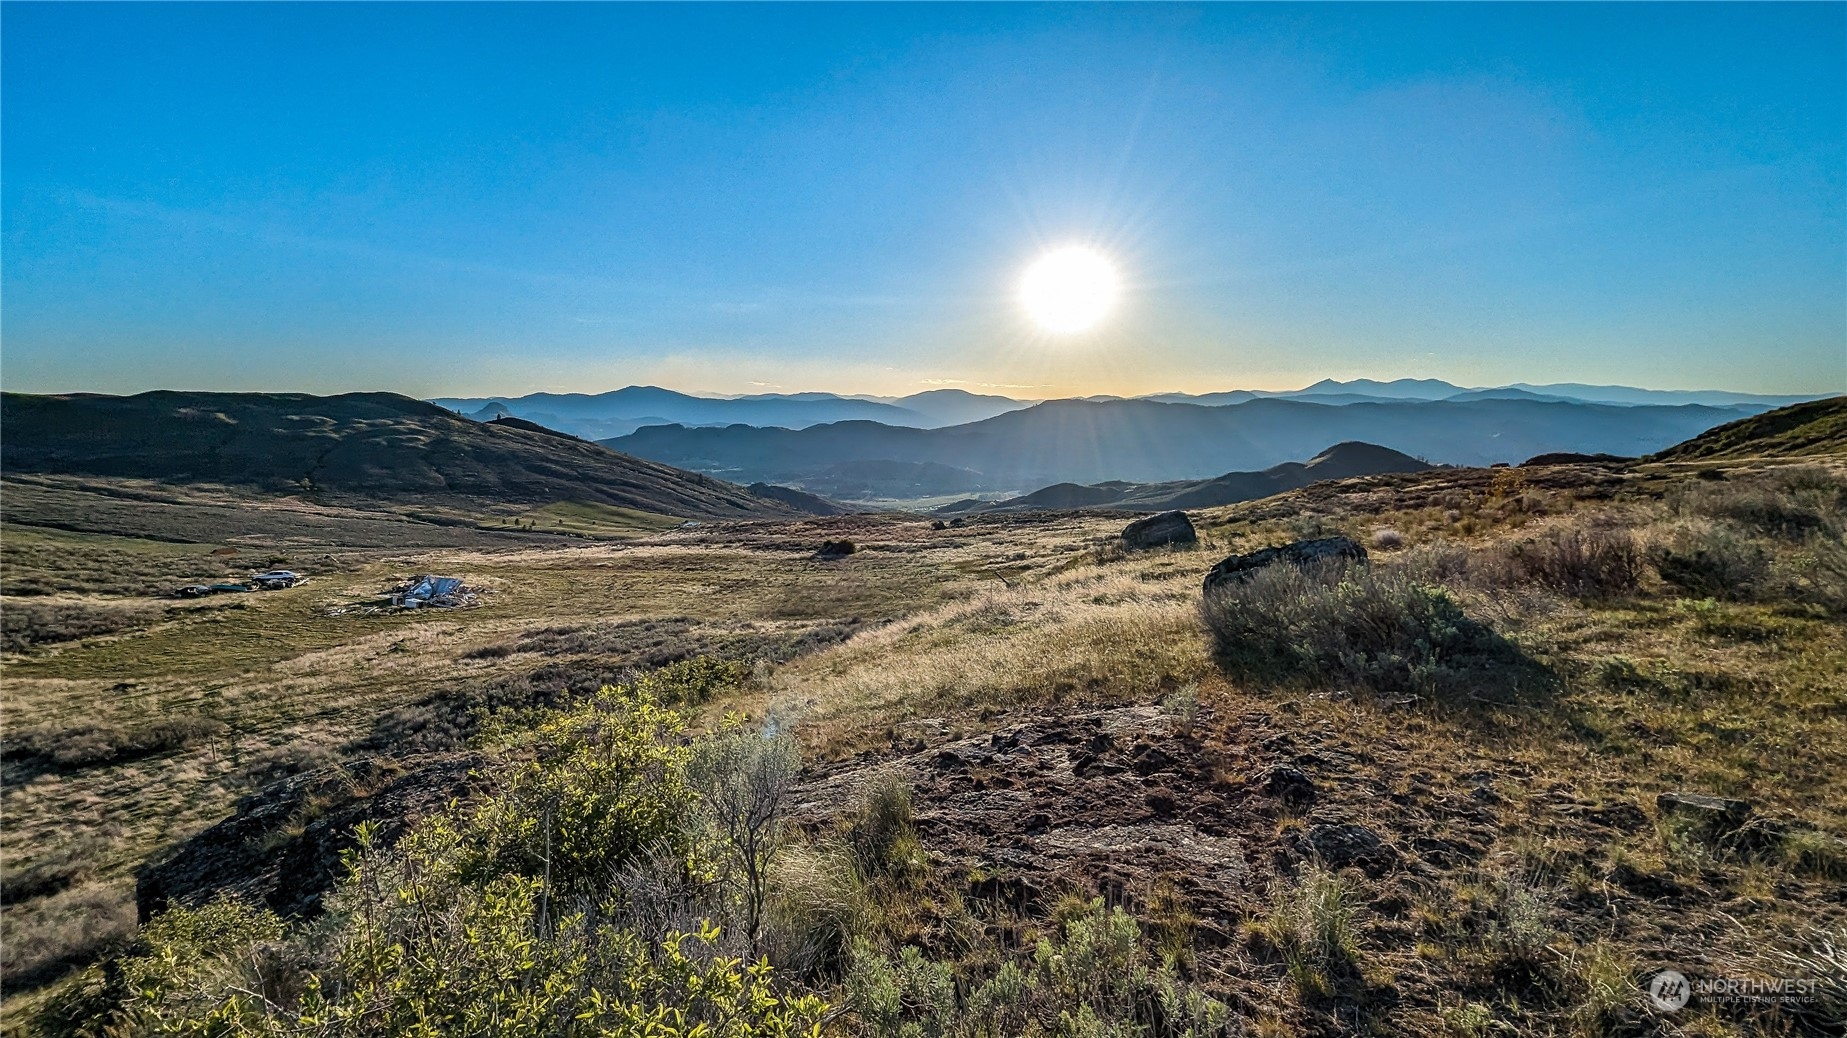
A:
<box><xmin>1</xmin><ymin>600</ymin><xmax>161</xmax><ymax>653</ymax></box>
<box><xmin>1201</xmin><ymin>558</ymin><xmax>1533</xmax><ymax>699</ymax></box>
<box><xmin>846</xmin><ymin>900</ymin><xmax>1233</xmax><ymax>1037</ymax></box>
<box><xmin>1161</xmin><ymin>685</ymin><xmax>1199</xmax><ymax>735</ymax></box>
<box><xmin>1500</xmin><ymin>525</ymin><xmax>1641</xmax><ymax>597</ymax></box>
<box><xmin>1670</xmin><ymin>468</ymin><xmax>1842</xmax><ymax>540</ymax></box>
<box><xmin>1486</xmin><ymin>876</ymin><xmax>1553</xmax><ymax>966</ymax></box>
<box><xmin>1649</xmin><ymin>522</ymin><xmax>1770</xmax><ymax>600</ymax></box>
<box><xmin>0</xmin><ymin>881</ymin><xmax>138</xmax><ymax>995</ymax></box>
<box><xmin>1371</xmin><ymin>527</ymin><xmax>1405</xmax><ymax>550</ymax></box>
<box><xmin>689</xmin><ymin>719</ymin><xmax>801</xmax><ymax>950</ymax></box>
<box><xmin>464</xmin><ymin>684</ymin><xmax>698</xmax><ymax>898</ymax></box>
<box><xmin>4</xmin><ymin>715</ymin><xmax>228</xmax><ymax>773</ymax></box>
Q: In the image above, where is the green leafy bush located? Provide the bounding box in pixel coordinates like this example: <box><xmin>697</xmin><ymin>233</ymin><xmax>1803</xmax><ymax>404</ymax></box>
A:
<box><xmin>52</xmin><ymin>676</ymin><xmax>828</xmax><ymax>1038</ymax></box>
<box><xmin>463</xmin><ymin>684</ymin><xmax>698</xmax><ymax>898</ymax></box>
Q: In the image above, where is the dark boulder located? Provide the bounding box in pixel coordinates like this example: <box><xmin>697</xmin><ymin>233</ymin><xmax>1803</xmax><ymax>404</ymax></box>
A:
<box><xmin>1202</xmin><ymin>536</ymin><xmax>1367</xmax><ymax>594</ymax></box>
<box><xmin>1120</xmin><ymin>510</ymin><xmax>1197</xmax><ymax>550</ymax></box>
<box><xmin>815</xmin><ymin>540</ymin><xmax>858</xmax><ymax>558</ymax></box>
<box><xmin>1257</xmin><ymin>763</ymin><xmax>1317</xmax><ymax>806</ymax></box>
<box><xmin>1299</xmin><ymin>822</ymin><xmax>1399</xmax><ymax>877</ymax></box>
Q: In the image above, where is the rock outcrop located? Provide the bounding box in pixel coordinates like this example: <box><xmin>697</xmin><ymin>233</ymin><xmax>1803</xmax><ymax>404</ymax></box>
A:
<box><xmin>1202</xmin><ymin>536</ymin><xmax>1367</xmax><ymax>594</ymax></box>
<box><xmin>1120</xmin><ymin>510</ymin><xmax>1196</xmax><ymax>550</ymax></box>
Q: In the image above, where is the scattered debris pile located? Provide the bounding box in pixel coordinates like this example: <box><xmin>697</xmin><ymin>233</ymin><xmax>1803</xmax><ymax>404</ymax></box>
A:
<box><xmin>323</xmin><ymin>574</ymin><xmax>482</xmax><ymax>617</ymax></box>
<box><xmin>391</xmin><ymin>574</ymin><xmax>477</xmax><ymax>609</ymax></box>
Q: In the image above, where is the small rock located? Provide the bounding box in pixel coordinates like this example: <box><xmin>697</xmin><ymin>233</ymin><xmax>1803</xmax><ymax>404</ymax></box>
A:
<box><xmin>1120</xmin><ymin>510</ymin><xmax>1197</xmax><ymax>550</ymax></box>
<box><xmin>1300</xmin><ymin>823</ymin><xmax>1398</xmax><ymax>876</ymax></box>
<box><xmin>1258</xmin><ymin>764</ymin><xmax>1317</xmax><ymax>805</ymax></box>
<box><xmin>1203</xmin><ymin>536</ymin><xmax>1368</xmax><ymax>594</ymax></box>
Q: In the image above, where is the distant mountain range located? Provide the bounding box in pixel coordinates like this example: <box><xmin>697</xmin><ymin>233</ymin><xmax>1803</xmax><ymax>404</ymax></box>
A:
<box><xmin>430</xmin><ymin>386</ymin><xmax>1030</xmax><ymax>438</ymax></box>
<box><xmin>433</xmin><ymin>379</ymin><xmax>1827</xmax><ymax>440</ymax></box>
<box><xmin>0</xmin><ymin>391</ymin><xmax>809</xmax><ymax>519</ymax></box>
<box><xmin>601</xmin><ymin>396</ymin><xmax>1761</xmax><ymax>499</ymax></box>
<box><xmin>943</xmin><ymin>442</ymin><xmax>1435</xmax><ymax>514</ymax></box>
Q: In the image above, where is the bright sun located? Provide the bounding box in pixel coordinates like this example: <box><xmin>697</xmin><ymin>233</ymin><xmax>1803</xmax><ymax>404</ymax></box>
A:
<box><xmin>1019</xmin><ymin>246</ymin><xmax>1119</xmax><ymax>334</ymax></box>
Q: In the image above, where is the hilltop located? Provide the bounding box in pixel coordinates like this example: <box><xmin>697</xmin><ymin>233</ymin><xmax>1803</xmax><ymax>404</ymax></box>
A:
<box><xmin>950</xmin><ymin>442</ymin><xmax>1434</xmax><ymax>513</ymax></box>
<box><xmin>1651</xmin><ymin>395</ymin><xmax>1847</xmax><ymax>462</ymax></box>
<box><xmin>0</xmin><ymin>391</ymin><xmax>805</xmax><ymax>520</ymax></box>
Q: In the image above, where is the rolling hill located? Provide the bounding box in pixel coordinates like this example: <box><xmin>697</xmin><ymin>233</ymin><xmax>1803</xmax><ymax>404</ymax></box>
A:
<box><xmin>603</xmin><ymin>396</ymin><xmax>1755</xmax><ymax>495</ymax></box>
<box><xmin>0</xmin><ymin>391</ymin><xmax>807</xmax><ymax>519</ymax></box>
<box><xmin>947</xmin><ymin>442</ymin><xmax>1434</xmax><ymax>513</ymax></box>
<box><xmin>1649</xmin><ymin>395</ymin><xmax>1847</xmax><ymax>461</ymax></box>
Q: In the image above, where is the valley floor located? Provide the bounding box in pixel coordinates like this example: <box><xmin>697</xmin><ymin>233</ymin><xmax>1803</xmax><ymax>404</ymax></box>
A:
<box><xmin>3</xmin><ymin>459</ymin><xmax>1844</xmax><ymax>1036</ymax></box>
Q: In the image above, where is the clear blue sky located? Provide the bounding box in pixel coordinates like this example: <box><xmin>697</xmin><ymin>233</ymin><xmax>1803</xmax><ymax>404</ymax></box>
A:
<box><xmin>4</xmin><ymin>2</ymin><xmax>1843</xmax><ymax>398</ymax></box>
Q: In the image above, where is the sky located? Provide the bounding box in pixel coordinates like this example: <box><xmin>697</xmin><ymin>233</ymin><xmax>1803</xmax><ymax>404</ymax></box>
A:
<box><xmin>4</xmin><ymin>2</ymin><xmax>1844</xmax><ymax>399</ymax></box>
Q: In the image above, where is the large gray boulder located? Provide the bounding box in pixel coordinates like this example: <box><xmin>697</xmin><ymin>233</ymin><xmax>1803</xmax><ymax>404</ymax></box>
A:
<box><xmin>1120</xmin><ymin>510</ymin><xmax>1196</xmax><ymax>550</ymax></box>
<box><xmin>1202</xmin><ymin>535</ymin><xmax>1367</xmax><ymax>594</ymax></box>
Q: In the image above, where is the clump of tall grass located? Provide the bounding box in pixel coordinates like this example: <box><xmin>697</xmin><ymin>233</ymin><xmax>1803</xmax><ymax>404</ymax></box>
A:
<box><xmin>1252</xmin><ymin>865</ymin><xmax>1360</xmax><ymax>999</ymax></box>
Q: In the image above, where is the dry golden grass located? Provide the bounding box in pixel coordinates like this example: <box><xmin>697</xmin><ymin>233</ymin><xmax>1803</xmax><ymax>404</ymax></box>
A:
<box><xmin>5</xmin><ymin>460</ymin><xmax>1845</xmax><ymax>1036</ymax></box>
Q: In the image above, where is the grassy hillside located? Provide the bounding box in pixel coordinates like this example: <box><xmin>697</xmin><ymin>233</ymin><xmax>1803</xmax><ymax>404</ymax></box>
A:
<box><xmin>961</xmin><ymin>441</ymin><xmax>1434</xmax><ymax>513</ymax></box>
<box><xmin>1</xmin><ymin>391</ymin><xmax>801</xmax><ymax>519</ymax></box>
<box><xmin>5</xmin><ymin>450</ymin><xmax>1845</xmax><ymax>1036</ymax></box>
<box><xmin>1651</xmin><ymin>395</ymin><xmax>1847</xmax><ymax>462</ymax></box>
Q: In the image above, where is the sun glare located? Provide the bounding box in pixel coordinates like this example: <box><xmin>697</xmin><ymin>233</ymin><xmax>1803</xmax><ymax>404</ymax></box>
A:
<box><xmin>1019</xmin><ymin>246</ymin><xmax>1119</xmax><ymax>334</ymax></box>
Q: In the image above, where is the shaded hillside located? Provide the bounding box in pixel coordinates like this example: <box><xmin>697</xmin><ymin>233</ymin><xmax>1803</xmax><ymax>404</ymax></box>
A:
<box><xmin>952</xmin><ymin>442</ymin><xmax>1434</xmax><ymax>513</ymax></box>
<box><xmin>606</xmin><ymin>397</ymin><xmax>1753</xmax><ymax>492</ymax></box>
<box><xmin>0</xmin><ymin>391</ymin><xmax>797</xmax><ymax>519</ymax></box>
<box><xmin>795</xmin><ymin>460</ymin><xmax>997</xmax><ymax>501</ymax></box>
<box><xmin>1650</xmin><ymin>395</ymin><xmax>1847</xmax><ymax>461</ymax></box>
<box><xmin>745</xmin><ymin>482</ymin><xmax>852</xmax><ymax>516</ymax></box>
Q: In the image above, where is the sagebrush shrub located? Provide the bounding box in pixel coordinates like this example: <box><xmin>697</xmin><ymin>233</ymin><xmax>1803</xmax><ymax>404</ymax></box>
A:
<box><xmin>1647</xmin><ymin>521</ymin><xmax>1771</xmax><ymax>600</ymax></box>
<box><xmin>1499</xmin><ymin>526</ymin><xmax>1641</xmax><ymax>597</ymax></box>
<box><xmin>1200</xmin><ymin>559</ymin><xmax>1526</xmax><ymax>698</ymax></box>
<box><xmin>846</xmin><ymin>900</ymin><xmax>1232</xmax><ymax>1037</ymax></box>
